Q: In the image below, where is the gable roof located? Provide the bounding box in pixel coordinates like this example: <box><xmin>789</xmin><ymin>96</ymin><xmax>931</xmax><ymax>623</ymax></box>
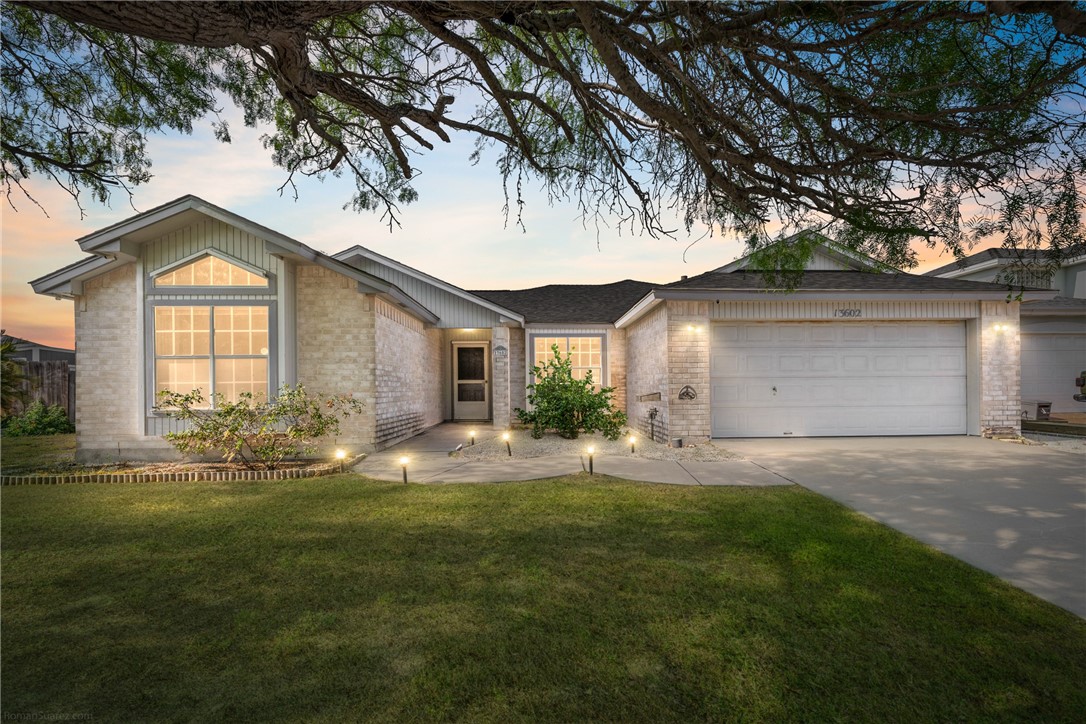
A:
<box><xmin>32</xmin><ymin>196</ymin><xmax>439</xmax><ymax>324</ymax></box>
<box><xmin>333</xmin><ymin>245</ymin><xmax>524</xmax><ymax>324</ymax></box>
<box><xmin>714</xmin><ymin>231</ymin><xmax>894</xmax><ymax>273</ymax></box>
<box><xmin>925</xmin><ymin>243</ymin><xmax>1086</xmax><ymax>277</ymax></box>
<box><xmin>664</xmin><ymin>270</ymin><xmax>1047</xmax><ymax>293</ymax></box>
<box><xmin>472</xmin><ymin>280</ymin><xmax>656</xmax><ymax>324</ymax></box>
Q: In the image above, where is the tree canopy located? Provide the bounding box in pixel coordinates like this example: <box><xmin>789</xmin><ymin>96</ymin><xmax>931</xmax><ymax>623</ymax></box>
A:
<box><xmin>3</xmin><ymin>1</ymin><xmax>1085</xmax><ymax>268</ymax></box>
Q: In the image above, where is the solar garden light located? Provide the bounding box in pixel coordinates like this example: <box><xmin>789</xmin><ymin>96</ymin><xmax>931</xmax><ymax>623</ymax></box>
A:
<box><xmin>399</xmin><ymin>456</ymin><xmax>409</xmax><ymax>484</ymax></box>
<box><xmin>469</xmin><ymin>429</ymin><xmax>476</xmax><ymax>446</ymax></box>
<box><xmin>587</xmin><ymin>445</ymin><xmax>595</xmax><ymax>475</ymax></box>
<box><xmin>628</xmin><ymin>435</ymin><xmax>636</xmax><ymax>453</ymax></box>
<box><xmin>503</xmin><ymin>432</ymin><xmax>512</xmax><ymax>456</ymax></box>
<box><xmin>334</xmin><ymin>448</ymin><xmax>347</xmax><ymax>473</ymax></box>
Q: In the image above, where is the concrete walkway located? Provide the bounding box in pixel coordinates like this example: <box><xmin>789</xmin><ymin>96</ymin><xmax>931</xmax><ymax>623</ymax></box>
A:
<box><xmin>354</xmin><ymin>449</ymin><xmax>791</xmax><ymax>486</ymax></box>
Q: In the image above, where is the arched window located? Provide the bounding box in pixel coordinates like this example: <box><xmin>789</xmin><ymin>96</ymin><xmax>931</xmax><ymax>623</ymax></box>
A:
<box><xmin>153</xmin><ymin>253</ymin><xmax>268</xmax><ymax>288</ymax></box>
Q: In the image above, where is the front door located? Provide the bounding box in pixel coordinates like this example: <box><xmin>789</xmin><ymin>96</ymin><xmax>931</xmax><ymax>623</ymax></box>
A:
<box><xmin>453</xmin><ymin>343</ymin><xmax>489</xmax><ymax>420</ymax></box>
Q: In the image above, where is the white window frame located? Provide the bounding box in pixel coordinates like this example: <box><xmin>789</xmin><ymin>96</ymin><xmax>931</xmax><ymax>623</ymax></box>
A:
<box><xmin>527</xmin><ymin>333</ymin><xmax>608</xmax><ymax>388</ymax></box>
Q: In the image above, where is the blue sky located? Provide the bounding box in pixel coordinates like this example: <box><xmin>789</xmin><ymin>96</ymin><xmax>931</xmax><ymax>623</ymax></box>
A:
<box><xmin>1</xmin><ymin>105</ymin><xmax>959</xmax><ymax>348</ymax></box>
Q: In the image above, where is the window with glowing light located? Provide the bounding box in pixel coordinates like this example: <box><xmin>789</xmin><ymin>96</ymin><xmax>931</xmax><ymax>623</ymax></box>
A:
<box><xmin>531</xmin><ymin>335</ymin><xmax>605</xmax><ymax>389</ymax></box>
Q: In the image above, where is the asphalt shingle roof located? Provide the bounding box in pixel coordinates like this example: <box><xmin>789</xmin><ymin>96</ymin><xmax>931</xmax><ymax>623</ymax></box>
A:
<box><xmin>925</xmin><ymin>244</ymin><xmax>1086</xmax><ymax>277</ymax></box>
<box><xmin>471</xmin><ymin>280</ymin><xmax>655</xmax><ymax>324</ymax></box>
<box><xmin>664</xmin><ymin>270</ymin><xmax>1043</xmax><ymax>293</ymax></box>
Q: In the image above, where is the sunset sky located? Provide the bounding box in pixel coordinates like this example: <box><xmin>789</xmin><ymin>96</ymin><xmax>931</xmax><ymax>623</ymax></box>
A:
<box><xmin>2</xmin><ymin>108</ymin><xmax>978</xmax><ymax>350</ymax></box>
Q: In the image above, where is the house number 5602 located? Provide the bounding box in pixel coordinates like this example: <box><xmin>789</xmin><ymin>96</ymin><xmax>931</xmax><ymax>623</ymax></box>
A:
<box><xmin>834</xmin><ymin>308</ymin><xmax>862</xmax><ymax>318</ymax></box>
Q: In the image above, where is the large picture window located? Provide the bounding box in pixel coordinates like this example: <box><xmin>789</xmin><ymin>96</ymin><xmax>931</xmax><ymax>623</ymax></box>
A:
<box><xmin>532</xmin><ymin>335</ymin><xmax>604</xmax><ymax>387</ymax></box>
<box><xmin>154</xmin><ymin>305</ymin><xmax>269</xmax><ymax>406</ymax></box>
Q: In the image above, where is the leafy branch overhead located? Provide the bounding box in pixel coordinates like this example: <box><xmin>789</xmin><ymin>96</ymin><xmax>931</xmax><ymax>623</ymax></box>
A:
<box><xmin>3</xmin><ymin>1</ymin><xmax>1085</xmax><ymax>266</ymax></box>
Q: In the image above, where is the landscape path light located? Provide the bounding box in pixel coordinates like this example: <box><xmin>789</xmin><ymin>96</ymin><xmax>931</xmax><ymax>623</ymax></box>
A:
<box><xmin>587</xmin><ymin>445</ymin><xmax>595</xmax><ymax>475</ymax></box>
<box><xmin>469</xmin><ymin>429</ymin><xmax>476</xmax><ymax>446</ymax></box>
<box><xmin>400</xmin><ymin>456</ymin><xmax>409</xmax><ymax>484</ymax></box>
<box><xmin>334</xmin><ymin>448</ymin><xmax>347</xmax><ymax>473</ymax></box>
<box><xmin>503</xmin><ymin>432</ymin><xmax>512</xmax><ymax>456</ymax></box>
<box><xmin>629</xmin><ymin>435</ymin><xmax>636</xmax><ymax>453</ymax></box>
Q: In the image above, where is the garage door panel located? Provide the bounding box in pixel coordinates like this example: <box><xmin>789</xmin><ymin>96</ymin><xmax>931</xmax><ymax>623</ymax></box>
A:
<box><xmin>711</xmin><ymin>321</ymin><xmax>967</xmax><ymax>437</ymax></box>
<box><xmin>1020</xmin><ymin>332</ymin><xmax>1086</xmax><ymax>413</ymax></box>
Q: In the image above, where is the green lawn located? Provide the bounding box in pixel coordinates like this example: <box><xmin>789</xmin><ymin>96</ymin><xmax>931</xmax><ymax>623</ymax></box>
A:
<box><xmin>0</xmin><ymin>433</ymin><xmax>76</xmax><ymax>474</ymax></box>
<box><xmin>3</xmin><ymin>476</ymin><xmax>1084</xmax><ymax>722</ymax></box>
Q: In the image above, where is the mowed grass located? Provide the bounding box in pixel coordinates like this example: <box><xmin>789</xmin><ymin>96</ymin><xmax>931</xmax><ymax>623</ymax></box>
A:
<box><xmin>0</xmin><ymin>433</ymin><xmax>76</xmax><ymax>474</ymax></box>
<box><xmin>3</xmin><ymin>476</ymin><xmax>1084</xmax><ymax>722</ymax></box>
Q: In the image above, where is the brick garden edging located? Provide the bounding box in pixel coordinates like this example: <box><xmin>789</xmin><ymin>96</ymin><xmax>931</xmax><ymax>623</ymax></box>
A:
<box><xmin>1</xmin><ymin>454</ymin><xmax>367</xmax><ymax>486</ymax></box>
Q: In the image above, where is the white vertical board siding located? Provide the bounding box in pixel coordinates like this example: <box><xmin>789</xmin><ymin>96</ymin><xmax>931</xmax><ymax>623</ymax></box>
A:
<box><xmin>144</xmin><ymin>218</ymin><xmax>284</xmax><ymax>278</ymax></box>
<box><xmin>711</xmin><ymin>300</ymin><xmax>978</xmax><ymax>321</ymax></box>
<box><xmin>710</xmin><ymin>321</ymin><xmax>968</xmax><ymax>437</ymax></box>
<box><xmin>354</xmin><ymin>259</ymin><xmax>505</xmax><ymax>328</ymax></box>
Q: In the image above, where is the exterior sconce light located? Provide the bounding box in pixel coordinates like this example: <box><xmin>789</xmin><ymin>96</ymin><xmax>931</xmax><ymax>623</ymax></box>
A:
<box><xmin>992</xmin><ymin>323</ymin><xmax>1011</xmax><ymax>333</ymax></box>
<box><xmin>503</xmin><ymin>432</ymin><xmax>511</xmax><ymax>456</ymax></box>
<box><xmin>399</xmin><ymin>456</ymin><xmax>409</xmax><ymax>484</ymax></box>
<box><xmin>587</xmin><ymin>445</ymin><xmax>595</xmax><ymax>474</ymax></box>
<box><xmin>628</xmin><ymin>435</ymin><xmax>636</xmax><ymax>453</ymax></box>
<box><xmin>334</xmin><ymin>448</ymin><xmax>347</xmax><ymax>473</ymax></box>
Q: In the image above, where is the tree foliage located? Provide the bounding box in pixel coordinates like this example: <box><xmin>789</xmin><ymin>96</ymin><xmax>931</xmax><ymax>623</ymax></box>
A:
<box><xmin>4</xmin><ymin>1</ymin><xmax>1085</xmax><ymax>266</ymax></box>
<box><xmin>1</xmin><ymin>331</ymin><xmax>29</xmax><ymax>418</ymax></box>
<box><xmin>156</xmin><ymin>384</ymin><xmax>364</xmax><ymax>470</ymax></box>
<box><xmin>517</xmin><ymin>344</ymin><xmax>628</xmax><ymax>440</ymax></box>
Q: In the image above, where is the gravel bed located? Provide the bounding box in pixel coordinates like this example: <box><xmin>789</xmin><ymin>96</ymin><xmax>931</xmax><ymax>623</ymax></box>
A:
<box><xmin>452</xmin><ymin>428</ymin><xmax>741</xmax><ymax>461</ymax></box>
<box><xmin>1020</xmin><ymin>433</ymin><xmax>1086</xmax><ymax>454</ymax></box>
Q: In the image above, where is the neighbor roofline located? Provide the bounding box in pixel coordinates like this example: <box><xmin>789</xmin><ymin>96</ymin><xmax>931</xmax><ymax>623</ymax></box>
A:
<box><xmin>334</xmin><ymin>244</ymin><xmax>525</xmax><ymax>324</ymax></box>
<box><xmin>652</xmin><ymin>288</ymin><xmax>1057</xmax><ymax>302</ymax></box>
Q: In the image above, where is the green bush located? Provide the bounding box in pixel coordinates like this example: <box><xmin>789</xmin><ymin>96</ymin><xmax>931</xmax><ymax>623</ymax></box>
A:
<box><xmin>3</xmin><ymin>401</ymin><xmax>74</xmax><ymax>436</ymax></box>
<box><xmin>516</xmin><ymin>344</ymin><xmax>627</xmax><ymax>440</ymax></box>
<box><xmin>156</xmin><ymin>384</ymin><xmax>364</xmax><ymax>470</ymax></box>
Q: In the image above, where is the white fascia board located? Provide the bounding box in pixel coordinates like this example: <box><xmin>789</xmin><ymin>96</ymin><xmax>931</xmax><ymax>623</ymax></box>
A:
<box><xmin>29</xmin><ymin>256</ymin><xmax>124</xmax><ymax>298</ymax></box>
<box><xmin>614</xmin><ymin>292</ymin><xmax>663</xmax><ymax>328</ymax></box>
<box><xmin>653</xmin><ymin>288</ymin><xmax>1057</xmax><ymax>302</ymax></box>
<box><xmin>930</xmin><ymin>258</ymin><xmax>1003</xmax><ymax>278</ymax></box>
<box><xmin>334</xmin><ymin>245</ymin><xmax>525</xmax><ymax>324</ymax></box>
<box><xmin>524</xmin><ymin>323</ymin><xmax>616</xmax><ymax>330</ymax></box>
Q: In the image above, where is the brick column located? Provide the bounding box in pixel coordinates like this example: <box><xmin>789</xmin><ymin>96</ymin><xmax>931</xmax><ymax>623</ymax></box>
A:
<box><xmin>491</xmin><ymin>326</ymin><xmax>511</xmax><ymax>428</ymax></box>
<box><xmin>666</xmin><ymin>301</ymin><xmax>711</xmax><ymax>443</ymax></box>
<box><xmin>979</xmin><ymin>301</ymin><xmax>1021</xmax><ymax>437</ymax></box>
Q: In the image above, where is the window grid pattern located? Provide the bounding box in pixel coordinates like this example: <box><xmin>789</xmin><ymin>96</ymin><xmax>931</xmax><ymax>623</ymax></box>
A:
<box><xmin>154</xmin><ymin>255</ymin><xmax>268</xmax><ymax>287</ymax></box>
<box><xmin>999</xmin><ymin>266</ymin><xmax>1053</xmax><ymax>289</ymax></box>
<box><xmin>533</xmin><ymin>336</ymin><xmax>604</xmax><ymax>388</ymax></box>
<box><xmin>154</xmin><ymin>305</ymin><xmax>270</xmax><ymax>406</ymax></box>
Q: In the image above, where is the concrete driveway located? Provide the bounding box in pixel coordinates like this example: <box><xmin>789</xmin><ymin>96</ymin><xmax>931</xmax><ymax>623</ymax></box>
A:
<box><xmin>719</xmin><ymin>436</ymin><xmax>1086</xmax><ymax>618</ymax></box>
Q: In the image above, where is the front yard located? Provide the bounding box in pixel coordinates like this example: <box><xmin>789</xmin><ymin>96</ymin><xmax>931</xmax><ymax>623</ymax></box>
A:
<box><xmin>3</xmin><ymin>476</ymin><xmax>1084</xmax><ymax>722</ymax></box>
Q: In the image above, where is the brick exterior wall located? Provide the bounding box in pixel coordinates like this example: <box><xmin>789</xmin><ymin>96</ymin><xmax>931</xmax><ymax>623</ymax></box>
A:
<box><xmin>75</xmin><ymin>264</ymin><xmax>141</xmax><ymax>461</ymax></box>
<box><xmin>374</xmin><ymin>297</ymin><xmax>443</xmax><ymax>447</ymax></box>
<box><xmin>625</xmin><ymin>304</ymin><xmax>669</xmax><ymax>443</ymax></box>
<box><xmin>666</xmin><ymin>301</ymin><xmax>711</xmax><ymax>443</ymax></box>
<box><xmin>509</xmin><ymin>328</ymin><xmax>526</xmax><ymax>416</ymax></box>
<box><xmin>491</xmin><ymin>326</ymin><xmax>512</xmax><ymax>428</ymax></box>
<box><xmin>979</xmin><ymin>301</ymin><xmax>1022</xmax><ymax>436</ymax></box>
<box><xmin>607</xmin><ymin>328</ymin><xmax>627</xmax><ymax>413</ymax></box>
<box><xmin>295</xmin><ymin>266</ymin><xmax>378</xmax><ymax>450</ymax></box>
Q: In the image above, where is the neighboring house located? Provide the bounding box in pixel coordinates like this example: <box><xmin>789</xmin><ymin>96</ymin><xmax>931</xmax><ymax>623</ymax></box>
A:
<box><xmin>32</xmin><ymin>196</ymin><xmax>1056</xmax><ymax>462</ymax></box>
<box><xmin>926</xmin><ymin>246</ymin><xmax>1086</xmax><ymax>413</ymax></box>
<box><xmin>1</xmin><ymin>334</ymin><xmax>76</xmax><ymax>364</ymax></box>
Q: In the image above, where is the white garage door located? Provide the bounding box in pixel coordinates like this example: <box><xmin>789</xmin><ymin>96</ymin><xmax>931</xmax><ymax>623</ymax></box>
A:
<box><xmin>1021</xmin><ymin>333</ymin><xmax>1086</xmax><ymax>413</ymax></box>
<box><xmin>711</xmin><ymin>321</ymin><xmax>967</xmax><ymax>437</ymax></box>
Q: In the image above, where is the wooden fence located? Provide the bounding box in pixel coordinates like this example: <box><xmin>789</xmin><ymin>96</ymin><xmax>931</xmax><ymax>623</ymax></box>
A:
<box><xmin>11</xmin><ymin>361</ymin><xmax>75</xmax><ymax>421</ymax></box>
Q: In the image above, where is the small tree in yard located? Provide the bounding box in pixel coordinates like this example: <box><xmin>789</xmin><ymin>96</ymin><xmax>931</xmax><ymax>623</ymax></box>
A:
<box><xmin>517</xmin><ymin>345</ymin><xmax>627</xmax><ymax>440</ymax></box>
<box><xmin>156</xmin><ymin>384</ymin><xmax>364</xmax><ymax>470</ymax></box>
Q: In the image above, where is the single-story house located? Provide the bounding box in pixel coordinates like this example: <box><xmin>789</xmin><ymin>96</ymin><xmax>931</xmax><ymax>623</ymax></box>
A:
<box><xmin>925</xmin><ymin>246</ymin><xmax>1086</xmax><ymax>414</ymax></box>
<box><xmin>32</xmin><ymin>195</ymin><xmax>1058</xmax><ymax>462</ymax></box>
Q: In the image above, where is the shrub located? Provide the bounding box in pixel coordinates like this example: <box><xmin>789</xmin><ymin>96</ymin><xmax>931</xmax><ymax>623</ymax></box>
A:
<box><xmin>3</xmin><ymin>401</ymin><xmax>74</xmax><ymax>436</ymax></box>
<box><xmin>156</xmin><ymin>384</ymin><xmax>364</xmax><ymax>470</ymax></box>
<box><xmin>516</xmin><ymin>344</ymin><xmax>627</xmax><ymax>440</ymax></box>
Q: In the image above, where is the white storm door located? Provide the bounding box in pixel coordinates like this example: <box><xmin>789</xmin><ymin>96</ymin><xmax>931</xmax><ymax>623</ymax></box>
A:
<box><xmin>453</xmin><ymin>343</ymin><xmax>489</xmax><ymax>420</ymax></box>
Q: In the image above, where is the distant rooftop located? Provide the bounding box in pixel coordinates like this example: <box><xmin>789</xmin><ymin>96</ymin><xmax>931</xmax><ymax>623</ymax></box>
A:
<box><xmin>472</xmin><ymin>280</ymin><xmax>656</xmax><ymax>324</ymax></box>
